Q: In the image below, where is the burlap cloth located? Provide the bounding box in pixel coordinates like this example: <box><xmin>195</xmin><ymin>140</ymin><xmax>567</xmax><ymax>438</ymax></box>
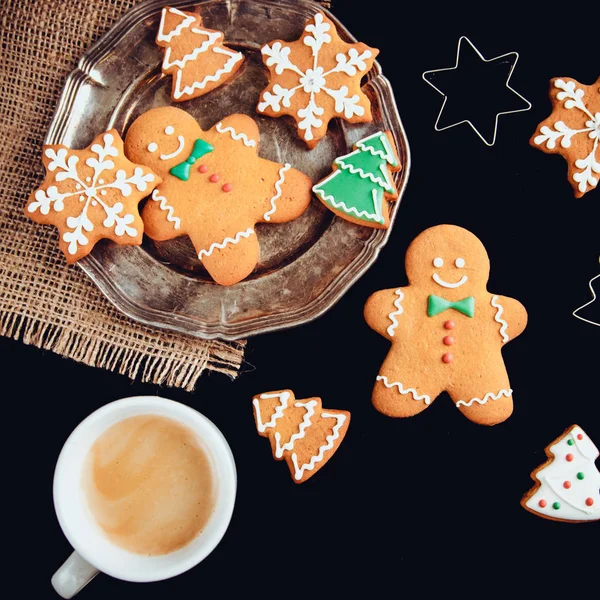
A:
<box><xmin>0</xmin><ymin>0</ymin><xmax>334</xmax><ymax>390</ymax></box>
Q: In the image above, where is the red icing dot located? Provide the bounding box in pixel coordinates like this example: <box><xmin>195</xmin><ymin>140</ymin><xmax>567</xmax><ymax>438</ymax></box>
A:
<box><xmin>443</xmin><ymin>336</ymin><xmax>455</xmax><ymax>346</ymax></box>
<box><xmin>198</xmin><ymin>165</ymin><xmax>208</xmax><ymax>173</ymax></box>
<box><xmin>209</xmin><ymin>174</ymin><xmax>220</xmax><ymax>183</ymax></box>
<box><xmin>577</xmin><ymin>433</ymin><xmax>583</xmax><ymax>440</ymax></box>
<box><xmin>563</xmin><ymin>481</ymin><xmax>571</xmax><ymax>489</ymax></box>
<box><xmin>444</xmin><ymin>320</ymin><xmax>455</xmax><ymax>330</ymax></box>
<box><xmin>538</xmin><ymin>499</ymin><xmax>547</xmax><ymax>508</ymax></box>
<box><xmin>442</xmin><ymin>353</ymin><xmax>453</xmax><ymax>364</ymax></box>
<box><xmin>222</xmin><ymin>183</ymin><xmax>233</xmax><ymax>193</ymax></box>
<box><xmin>585</xmin><ymin>498</ymin><xmax>594</xmax><ymax>507</ymax></box>
<box><xmin>566</xmin><ymin>453</ymin><xmax>574</xmax><ymax>462</ymax></box>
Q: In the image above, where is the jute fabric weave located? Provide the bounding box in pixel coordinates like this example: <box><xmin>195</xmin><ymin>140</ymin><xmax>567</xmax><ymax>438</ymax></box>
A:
<box><xmin>0</xmin><ymin>0</ymin><xmax>252</xmax><ymax>390</ymax></box>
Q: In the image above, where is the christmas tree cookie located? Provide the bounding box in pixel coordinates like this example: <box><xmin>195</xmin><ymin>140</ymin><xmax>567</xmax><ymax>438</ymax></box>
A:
<box><xmin>252</xmin><ymin>390</ymin><xmax>350</xmax><ymax>483</ymax></box>
<box><xmin>26</xmin><ymin>130</ymin><xmax>160</xmax><ymax>263</ymax></box>
<box><xmin>312</xmin><ymin>131</ymin><xmax>401</xmax><ymax>228</ymax></box>
<box><xmin>521</xmin><ymin>425</ymin><xmax>600</xmax><ymax>522</ymax></box>
<box><xmin>257</xmin><ymin>11</ymin><xmax>378</xmax><ymax>148</ymax></box>
<box><xmin>156</xmin><ymin>6</ymin><xmax>244</xmax><ymax>102</ymax></box>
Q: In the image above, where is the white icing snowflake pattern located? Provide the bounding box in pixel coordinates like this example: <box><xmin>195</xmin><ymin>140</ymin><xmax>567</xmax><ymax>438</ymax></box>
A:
<box><xmin>533</xmin><ymin>79</ymin><xmax>600</xmax><ymax>195</ymax></box>
<box><xmin>258</xmin><ymin>12</ymin><xmax>375</xmax><ymax>144</ymax></box>
<box><xmin>28</xmin><ymin>133</ymin><xmax>155</xmax><ymax>256</ymax></box>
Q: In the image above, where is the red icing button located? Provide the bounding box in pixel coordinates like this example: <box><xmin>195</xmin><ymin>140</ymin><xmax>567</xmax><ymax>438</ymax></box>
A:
<box><xmin>444</xmin><ymin>320</ymin><xmax>455</xmax><ymax>330</ymax></box>
<box><xmin>538</xmin><ymin>499</ymin><xmax>547</xmax><ymax>508</ymax></box>
<box><xmin>222</xmin><ymin>183</ymin><xmax>233</xmax><ymax>193</ymax></box>
<box><xmin>198</xmin><ymin>165</ymin><xmax>208</xmax><ymax>173</ymax></box>
<box><xmin>443</xmin><ymin>336</ymin><xmax>454</xmax><ymax>346</ymax></box>
<box><xmin>566</xmin><ymin>453</ymin><xmax>574</xmax><ymax>462</ymax></box>
<box><xmin>577</xmin><ymin>433</ymin><xmax>583</xmax><ymax>440</ymax></box>
<box><xmin>585</xmin><ymin>498</ymin><xmax>594</xmax><ymax>507</ymax></box>
<box><xmin>563</xmin><ymin>481</ymin><xmax>571</xmax><ymax>489</ymax></box>
<box><xmin>442</xmin><ymin>353</ymin><xmax>453</xmax><ymax>364</ymax></box>
<box><xmin>209</xmin><ymin>174</ymin><xmax>220</xmax><ymax>183</ymax></box>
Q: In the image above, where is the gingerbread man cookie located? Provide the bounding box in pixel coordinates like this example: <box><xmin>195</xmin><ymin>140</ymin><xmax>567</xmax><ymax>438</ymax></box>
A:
<box><xmin>364</xmin><ymin>224</ymin><xmax>528</xmax><ymax>426</ymax></box>
<box><xmin>530</xmin><ymin>76</ymin><xmax>600</xmax><ymax>198</ymax></box>
<box><xmin>124</xmin><ymin>107</ymin><xmax>312</xmax><ymax>285</ymax></box>
<box><xmin>257</xmin><ymin>11</ymin><xmax>378</xmax><ymax>148</ymax></box>
<box><xmin>156</xmin><ymin>7</ymin><xmax>244</xmax><ymax>102</ymax></box>
<box><xmin>26</xmin><ymin>130</ymin><xmax>160</xmax><ymax>263</ymax></box>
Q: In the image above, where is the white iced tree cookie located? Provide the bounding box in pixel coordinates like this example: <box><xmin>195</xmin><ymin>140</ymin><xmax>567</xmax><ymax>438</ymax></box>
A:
<box><xmin>156</xmin><ymin>7</ymin><xmax>244</xmax><ymax>102</ymax></box>
<box><xmin>257</xmin><ymin>11</ymin><xmax>378</xmax><ymax>148</ymax></box>
<box><xmin>530</xmin><ymin>77</ymin><xmax>600</xmax><ymax>198</ymax></box>
<box><xmin>521</xmin><ymin>424</ymin><xmax>600</xmax><ymax>522</ymax></box>
<box><xmin>26</xmin><ymin>130</ymin><xmax>159</xmax><ymax>263</ymax></box>
<box><xmin>252</xmin><ymin>389</ymin><xmax>350</xmax><ymax>483</ymax></box>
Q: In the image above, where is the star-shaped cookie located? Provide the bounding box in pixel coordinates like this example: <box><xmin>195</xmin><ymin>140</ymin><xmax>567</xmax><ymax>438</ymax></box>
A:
<box><xmin>124</xmin><ymin>106</ymin><xmax>313</xmax><ymax>286</ymax></box>
<box><xmin>257</xmin><ymin>11</ymin><xmax>378</xmax><ymax>148</ymax></box>
<box><xmin>530</xmin><ymin>76</ymin><xmax>600</xmax><ymax>198</ymax></box>
<box><xmin>26</xmin><ymin>131</ymin><xmax>160</xmax><ymax>263</ymax></box>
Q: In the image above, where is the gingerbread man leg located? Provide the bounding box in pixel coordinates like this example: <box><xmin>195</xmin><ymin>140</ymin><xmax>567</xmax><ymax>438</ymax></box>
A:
<box><xmin>372</xmin><ymin>355</ymin><xmax>443</xmax><ymax>417</ymax></box>
<box><xmin>447</xmin><ymin>366</ymin><xmax>513</xmax><ymax>426</ymax></box>
<box><xmin>196</xmin><ymin>229</ymin><xmax>259</xmax><ymax>286</ymax></box>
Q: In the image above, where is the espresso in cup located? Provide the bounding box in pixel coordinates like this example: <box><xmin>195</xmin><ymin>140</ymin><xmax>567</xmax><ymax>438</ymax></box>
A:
<box><xmin>82</xmin><ymin>414</ymin><xmax>215</xmax><ymax>556</ymax></box>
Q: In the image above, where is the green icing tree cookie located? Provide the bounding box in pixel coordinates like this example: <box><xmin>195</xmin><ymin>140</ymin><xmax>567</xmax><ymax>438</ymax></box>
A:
<box><xmin>312</xmin><ymin>131</ymin><xmax>401</xmax><ymax>228</ymax></box>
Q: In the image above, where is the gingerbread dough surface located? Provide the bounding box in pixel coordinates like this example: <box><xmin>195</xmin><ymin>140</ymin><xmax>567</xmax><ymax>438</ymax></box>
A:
<box><xmin>364</xmin><ymin>224</ymin><xmax>528</xmax><ymax>426</ymax></box>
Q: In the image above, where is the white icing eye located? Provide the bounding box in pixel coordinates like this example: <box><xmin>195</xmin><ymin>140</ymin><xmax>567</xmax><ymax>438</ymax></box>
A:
<box><xmin>455</xmin><ymin>257</ymin><xmax>465</xmax><ymax>268</ymax></box>
<box><xmin>433</xmin><ymin>257</ymin><xmax>444</xmax><ymax>268</ymax></box>
<box><xmin>147</xmin><ymin>142</ymin><xmax>158</xmax><ymax>153</ymax></box>
<box><xmin>165</xmin><ymin>126</ymin><xmax>175</xmax><ymax>135</ymax></box>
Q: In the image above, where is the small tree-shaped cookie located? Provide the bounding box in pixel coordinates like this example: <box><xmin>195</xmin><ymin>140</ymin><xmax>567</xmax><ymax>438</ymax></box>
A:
<box><xmin>521</xmin><ymin>424</ymin><xmax>599</xmax><ymax>522</ymax></box>
<box><xmin>156</xmin><ymin>6</ymin><xmax>244</xmax><ymax>102</ymax></box>
<box><xmin>312</xmin><ymin>131</ymin><xmax>401</xmax><ymax>228</ymax></box>
<box><xmin>252</xmin><ymin>390</ymin><xmax>350</xmax><ymax>483</ymax></box>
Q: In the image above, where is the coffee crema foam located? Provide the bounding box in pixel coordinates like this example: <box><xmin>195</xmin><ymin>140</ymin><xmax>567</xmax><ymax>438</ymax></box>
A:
<box><xmin>83</xmin><ymin>414</ymin><xmax>215</xmax><ymax>556</ymax></box>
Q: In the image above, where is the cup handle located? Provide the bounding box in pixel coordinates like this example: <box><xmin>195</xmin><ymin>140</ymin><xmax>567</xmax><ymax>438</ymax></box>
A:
<box><xmin>51</xmin><ymin>551</ymin><xmax>99</xmax><ymax>598</ymax></box>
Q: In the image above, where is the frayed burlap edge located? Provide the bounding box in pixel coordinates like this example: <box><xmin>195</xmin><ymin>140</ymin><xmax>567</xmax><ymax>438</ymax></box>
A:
<box><xmin>0</xmin><ymin>309</ymin><xmax>245</xmax><ymax>391</ymax></box>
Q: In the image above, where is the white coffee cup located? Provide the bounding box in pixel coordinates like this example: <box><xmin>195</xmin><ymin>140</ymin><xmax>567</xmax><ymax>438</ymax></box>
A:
<box><xmin>51</xmin><ymin>395</ymin><xmax>237</xmax><ymax>598</ymax></box>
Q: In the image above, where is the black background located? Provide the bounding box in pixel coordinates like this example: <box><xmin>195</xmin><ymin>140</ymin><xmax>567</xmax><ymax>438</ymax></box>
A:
<box><xmin>5</xmin><ymin>1</ymin><xmax>599</xmax><ymax>599</ymax></box>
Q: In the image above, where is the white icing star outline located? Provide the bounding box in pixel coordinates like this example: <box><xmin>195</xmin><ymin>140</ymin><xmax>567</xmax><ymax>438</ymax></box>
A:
<box><xmin>421</xmin><ymin>36</ymin><xmax>532</xmax><ymax>146</ymax></box>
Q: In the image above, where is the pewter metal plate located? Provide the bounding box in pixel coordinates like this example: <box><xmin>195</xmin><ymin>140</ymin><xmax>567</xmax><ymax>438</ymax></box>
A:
<box><xmin>46</xmin><ymin>0</ymin><xmax>411</xmax><ymax>340</ymax></box>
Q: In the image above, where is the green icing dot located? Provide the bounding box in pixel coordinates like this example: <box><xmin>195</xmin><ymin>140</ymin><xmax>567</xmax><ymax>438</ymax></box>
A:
<box><xmin>567</xmin><ymin>439</ymin><xmax>574</xmax><ymax>446</ymax></box>
<box><xmin>577</xmin><ymin>472</ymin><xmax>585</xmax><ymax>480</ymax></box>
<box><xmin>553</xmin><ymin>502</ymin><xmax>561</xmax><ymax>510</ymax></box>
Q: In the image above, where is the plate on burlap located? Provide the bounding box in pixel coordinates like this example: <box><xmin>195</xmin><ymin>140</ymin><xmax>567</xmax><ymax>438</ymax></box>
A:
<box><xmin>45</xmin><ymin>0</ymin><xmax>410</xmax><ymax>340</ymax></box>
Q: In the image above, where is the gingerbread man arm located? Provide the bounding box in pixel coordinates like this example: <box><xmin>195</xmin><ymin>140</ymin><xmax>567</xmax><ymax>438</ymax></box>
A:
<box><xmin>364</xmin><ymin>287</ymin><xmax>409</xmax><ymax>341</ymax></box>
<box><xmin>213</xmin><ymin>114</ymin><xmax>260</xmax><ymax>152</ymax></box>
<box><xmin>490</xmin><ymin>294</ymin><xmax>528</xmax><ymax>343</ymax></box>
<box><xmin>216</xmin><ymin>115</ymin><xmax>312</xmax><ymax>225</ymax></box>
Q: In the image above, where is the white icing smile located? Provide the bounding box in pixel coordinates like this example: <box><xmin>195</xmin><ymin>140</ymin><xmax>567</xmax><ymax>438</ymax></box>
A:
<box><xmin>432</xmin><ymin>273</ymin><xmax>469</xmax><ymax>288</ymax></box>
<box><xmin>159</xmin><ymin>135</ymin><xmax>185</xmax><ymax>160</ymax></box>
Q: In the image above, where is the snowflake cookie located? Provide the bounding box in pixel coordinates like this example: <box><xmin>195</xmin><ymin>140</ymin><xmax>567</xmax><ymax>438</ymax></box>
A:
<box><xmin>124</xmin><ymin>106</ymin><xmax>313</xmax><ymax>286</ymax></box>
<box><xmin>26</xmin><ymin>131</ymin><xmax>160</xmax><ymax>263</ymax></box>
<box><xmin>156</xmin><ymin>6</ymin><xmax>244</xmax><ymax>102</ymax></box>
<box><xmin>313</xmin><ymin>131</ymin><xmax>401</xmax><ymax>228</ymax></box>
<box><xmin>521</xmin><ymin>424</ymin><xmax>599</xmax><ymax>522</ymax></box>
<box><xmin>252</xmin><ymin>390</ymin><xmax>350</xmax><ymax>483</ymax></box>
<box><xmin>530</xmin><ymin>76</ymin><xmax>600</xmax><ymax>198</ymax></box>
<box><xmin>257</xmin><ymin>11</ymin><xmax>378</xmax><ymax>148</ymax></box>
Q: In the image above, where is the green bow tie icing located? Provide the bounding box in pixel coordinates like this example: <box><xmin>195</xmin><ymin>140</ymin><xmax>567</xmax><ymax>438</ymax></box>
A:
<box><xmin>169</xmin><ymin>138</ymin><xmax>214</xmax><ymax>181</ymax></box>
<box><xmin>428</xmin><ymin>295</ymin><xmax>475</xmax><ymax>318</ymax></box>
